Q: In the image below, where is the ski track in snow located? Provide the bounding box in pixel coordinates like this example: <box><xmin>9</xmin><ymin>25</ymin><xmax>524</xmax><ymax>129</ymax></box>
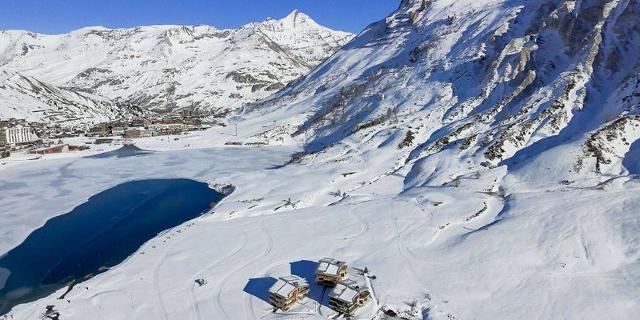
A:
<box><xmin>340</xmin><ymin>204</ymin><xmax>370</xmax><ymax>240</ymax></box>
<box><xmin>213</xmin><ymin>220</ymin><xmax>273</xmax><ymax>319</ymax></box>
<box><xmin>151</xmin><ymin>236</ymin><xmax>175</xmax><ymax>320</ymax></box>
<box><xmin>243</xmin><ymin>258</ymin><xmax>294</xmax><ymax>319</ymax></box>
<box><xmin>189</xmin><ymin>228</ymin><xmax>249</xmax><ymax>320</ymax></box>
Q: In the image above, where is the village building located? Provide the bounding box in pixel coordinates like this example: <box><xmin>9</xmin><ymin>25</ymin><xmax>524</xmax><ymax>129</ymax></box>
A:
<box><xmin>29</xmin><ymin>144</ymin><xmax>88</xmax><ymax>155</ymax></box>
<box><xmin>124</xmin><ymin>128</ymin><xmax>152</xmax><ymax>138</ymax></box>
<box><xmin>87</xmin><ymin>125</ymin><xmax>108</xmax><ymax>137</ymax></box>
<box><xmin>268</xmin><ymin>275</ymin><xmax>310</xmax><ymax>311</ymax></box>
<box><xmin>110</xmin><ymin>126</ymin><xmax>126</xmax><ymax>136</ymax></box>
<box><xmin>148</xmin><ymin>123</ymin><xmax>189</xmax><ymax>136</ymax></box>
<box><xmin>315</xmin><ymin>258</ymin><xmax>348</xmax><ymax>286</ymax></box>
<box><xmin>0</xmin><ymin>125</ymin><xmax>38</xmax><ymax>147</ymax></box>
<box><xmin>86</xmin><ymin>131</ymin><xmax>102</xmax><ymax>138</ymax></box>
<box><xmin>328</xmin><ymin>278</ymin><xmax>371</xmax><ymax>315</ymax></box>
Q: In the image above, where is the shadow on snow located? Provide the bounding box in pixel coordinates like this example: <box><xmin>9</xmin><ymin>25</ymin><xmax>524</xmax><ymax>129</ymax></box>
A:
<box><xmin>243</xmin><ymin>277</ymin><xmax>278</xmax><ymax>304</ymax></box>
<box><xmin>243</xmin><ymin>260</ymin><xmax>332</xmax><ymax>308</ymax></box>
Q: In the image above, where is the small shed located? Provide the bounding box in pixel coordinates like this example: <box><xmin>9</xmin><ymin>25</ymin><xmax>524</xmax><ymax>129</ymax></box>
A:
<box><xmin>329</xmin><ymin>278</ymin><xmax>370</xmax><ymax>315</ymax></box>
<box><xmin>268</xmin><ymin>275</ymin><xmax>309</xmax><ymax>311</ymax></box>
<box><xmin>315</xmin><ymin>258</ymin><xmax>348</xmax><ymax>286</ymax></box>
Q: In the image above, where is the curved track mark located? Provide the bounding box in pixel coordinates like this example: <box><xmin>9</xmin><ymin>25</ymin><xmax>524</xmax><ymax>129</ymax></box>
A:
<box><xmin>213</xmin><ymin>220</ymin><xmax>274</xmax><ymax>319</ymax></box>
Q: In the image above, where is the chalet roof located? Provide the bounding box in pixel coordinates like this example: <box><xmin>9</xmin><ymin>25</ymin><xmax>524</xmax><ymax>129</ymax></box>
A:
<box><xmin>268</xmin><ymin>275</ymin><xmax>307</xmax><ymax>298</ymax></box>
<box><xmin>329</xmin><ymin>282</ymin><xmax>359</xmax><ymax>303</ymax></box>
<box><xmin>316</xmin><ymin>258</ymin><xmax>345</xmax><ymax>276</ymax></box>
<box><xmin>329</xmin><ymin>273</ymin><xmax>368</xmax><ymax>303</ymax></box>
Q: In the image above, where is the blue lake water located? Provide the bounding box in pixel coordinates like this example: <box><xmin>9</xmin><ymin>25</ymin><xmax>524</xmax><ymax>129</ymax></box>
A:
<box><xmin>0</xmin><ymin>178</ymin><xmax>223</xmax><ymax>315</ymax></box>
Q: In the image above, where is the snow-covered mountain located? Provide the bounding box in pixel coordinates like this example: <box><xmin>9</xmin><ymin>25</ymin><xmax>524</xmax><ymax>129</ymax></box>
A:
<box><xmin>245</xmin><ymin>0</ymin><xmax>640</xmax><ymax>184</ymax></box>
<box><xmin>2</xmin><ymin>1</ymin><xmax>640</xmax><ymax>319</ymax></box>
<box><xmin>0</xmin><ymin>10</ymin><xmax>353</xmax><ymax>116</ymax></box>
<box><xmin>0</xmin><ymin>70</ymin><xmax>136</xmax><ymax>126</ymax></box>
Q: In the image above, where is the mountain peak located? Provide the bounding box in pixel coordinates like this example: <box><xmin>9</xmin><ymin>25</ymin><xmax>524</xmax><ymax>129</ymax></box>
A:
<box><xmin>279</xmin><ymin>9</ymin><xmax>316</xmax><ymax>28</ymax></box>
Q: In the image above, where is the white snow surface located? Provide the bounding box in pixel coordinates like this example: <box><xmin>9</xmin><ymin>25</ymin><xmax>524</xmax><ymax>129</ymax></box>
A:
<box><xmin>1</xmin><ymin>0</ymin><xmax>640</xmax><ymax>319</ymax></box>
<box><xmin>0</xmin><ymin>123</ymin><xmax>639</xmax><ymax>319</ymax></box>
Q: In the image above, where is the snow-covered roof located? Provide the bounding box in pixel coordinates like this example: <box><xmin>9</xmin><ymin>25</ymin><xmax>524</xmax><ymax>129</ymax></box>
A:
<box><xmin>329</xmin><ymin>282</ymin><xmax>359</xmax><ymax>303</ymax></box>
<box><xmin>316</xmin><ymin>258</ymin><xmax>345</xmax><ymax>275</ymax></box>
<box><xmin>329</xmin><ymin>271</ymin><xmax>369</xmax><ymax>304</ymax></box>
<box><xmin>270</xmin><ymin>280</ymin><xmax>296</xmax><ymax>298</ymax></box>
<box><xmin>268</xmin><ymin>275</ymin><xmax>307</xmax><ymax>298</ymax></box>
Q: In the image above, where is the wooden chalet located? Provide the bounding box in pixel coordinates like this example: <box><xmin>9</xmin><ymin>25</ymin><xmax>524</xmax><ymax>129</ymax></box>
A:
<box><xmin>328</xmin><ymin>278</ymin><xmax>371</xmax><ymax>315</ymax></box>
<box><xmin>268</xmin><ymin>275</ymin><xmax>310</xmax><ymax>311</ymax></box>
<box><xmin>315</xmin><ymin>257</ymin><xmax>348</xmax><ymax>286</ymax></box>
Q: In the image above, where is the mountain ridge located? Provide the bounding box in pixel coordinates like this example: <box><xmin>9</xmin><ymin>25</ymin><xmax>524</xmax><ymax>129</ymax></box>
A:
<box><xmin>0</xmin><ymin>10</ymin><xmax>353</xmax><ymax>121</ymax></box>
<box><xmin>241</xmin><ymin>0</ymin><xmax>640</xmax><ymax>185</ymax></box>
<box><xmin>0</xmin><ymin>70</ymin><xmax>139</xmax><ymax>126</ymax></box>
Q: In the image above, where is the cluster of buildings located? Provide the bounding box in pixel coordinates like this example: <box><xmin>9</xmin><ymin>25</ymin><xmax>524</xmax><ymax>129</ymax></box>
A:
<box><xmin>0</xmin><ymin>116</ymin><xmax>212</xmax><ymax>158</ymax></box>
<box><xmin>0</xmin><ymin>125</ymin><xmax>36</xmax><ymax>146</ymax></box>
<box><xmin>87</xmin><ymin>117</ymin><xmax>209</xmax><ymax>139</ymax></box>
<box><xmin>0</xmin><ymin>120</ymin><xmax>40</xmax><ymax>158</ymax></box>
<box><xmin>0</xmin><ymin>121</ymin><xmax>90</xmax><ymax>157</ymax></box>
<box><xmin>268</xmin><ymin>258</ymin><xmax>371</xmax><ymax>315</ymax></box>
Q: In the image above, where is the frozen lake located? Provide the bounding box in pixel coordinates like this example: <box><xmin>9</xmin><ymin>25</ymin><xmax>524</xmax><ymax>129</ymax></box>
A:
<box><xmin>0</xmin><ymin>178</ymin><xmax>223</xmax><ymax>315</ymax></box>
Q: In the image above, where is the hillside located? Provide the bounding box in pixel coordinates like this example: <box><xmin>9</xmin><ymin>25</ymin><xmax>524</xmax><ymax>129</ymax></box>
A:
<box><xmin>0</xmin><ymin>10</ymin><xmax>352</xmax><ymax>116</ymax></box>
<box><xmin>0</xmin><ymin>70</ymin><xmax>135</xmax><ymax>126</ymax></box>
<box><xmin>244</xmin><ymin>0</ymin><xmax>640</xmax><ymax>185</ymax></box>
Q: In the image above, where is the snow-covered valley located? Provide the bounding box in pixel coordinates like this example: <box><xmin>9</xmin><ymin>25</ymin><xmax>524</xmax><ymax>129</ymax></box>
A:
<box><xmin>1</xmin><ymin>0</ymin><xmax>640</xmax><ymax>319</ymax></box>
<box><xmin>1</xmin><ymin>127</ymin><xmax>638</xmax><ymax>319</ymax></box>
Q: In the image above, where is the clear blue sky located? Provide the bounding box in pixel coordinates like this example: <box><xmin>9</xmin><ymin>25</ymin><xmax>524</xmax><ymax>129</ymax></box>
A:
<box><xmin>0</xmin><ymin>0</ymin><xmax>399</xmax><ymax>34</ymax></box>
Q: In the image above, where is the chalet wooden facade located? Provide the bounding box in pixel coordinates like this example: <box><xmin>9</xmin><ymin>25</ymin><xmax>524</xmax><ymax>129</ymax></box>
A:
<box><xmin>266</xmin><ymin>258</ymin><xmax>371</xmax><ymax>314</ymax></box>
<box><xmin>268</xmin><ymin>275</ymin><xmax>310</xmax><ymax>311</ymax></box>
<box><xmin>314</xmin><ymin>257</ymin><xmax>348</xmax><ymax>286</ymax></box>
<box><xmin>328</xmin><ymin>278</ymin><xmax>371</xmax><ymax>315</ymax></box>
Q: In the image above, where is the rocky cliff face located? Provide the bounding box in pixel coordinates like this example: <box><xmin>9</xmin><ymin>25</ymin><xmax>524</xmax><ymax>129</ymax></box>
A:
<box><xmin>0</xmin><ymin>10</ymin><xmax>352</xmax><ymax>117</ymax></box>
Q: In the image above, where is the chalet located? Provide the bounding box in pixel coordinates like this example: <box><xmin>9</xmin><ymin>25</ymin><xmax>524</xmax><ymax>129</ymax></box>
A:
<box><xmin>130</xmin><ymin>118</ymin><xmax>153</xmax><ymax>127</ymax></box>
<box><xmin>329</xmin><ymin>278</ymin><xmax>371</xmax><ymax>315</ymax></box>
<box><xmin>268</xmin><ymin>275</ymin><xmax>310</xmax><ymax>311</ymax></box>
<box><xmin>315</xmin><ymin>258</ymin><xmax>348</xmax><ymax>286</ymax></box>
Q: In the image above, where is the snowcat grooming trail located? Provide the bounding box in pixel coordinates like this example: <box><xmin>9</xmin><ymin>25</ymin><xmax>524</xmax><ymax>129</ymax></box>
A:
<box><xmin>268</xmin><ymin>275</ymin><xmax>310</xmax><ymax>311</ymax></box>
<box><xmin>315</xmin><ymin>257</ymin><xmax>348</xmax><ymax>286</ymax></box>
